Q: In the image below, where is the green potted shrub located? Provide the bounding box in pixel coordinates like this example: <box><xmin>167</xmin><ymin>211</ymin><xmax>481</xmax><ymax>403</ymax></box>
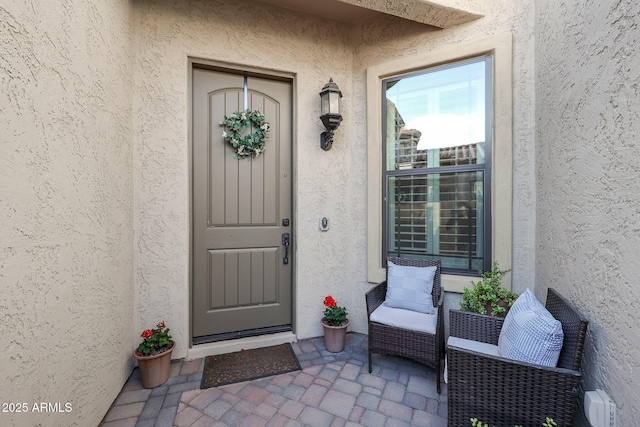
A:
<box><xmin>460</xmin><ymin>261</ymin><xmax>518</xmax><ymax>317</ymax></box>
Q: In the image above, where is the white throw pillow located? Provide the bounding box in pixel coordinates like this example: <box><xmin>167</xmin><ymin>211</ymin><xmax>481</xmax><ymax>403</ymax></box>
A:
<box><xmin>383</xmin><ymin>260</ymin><xmax>436</xmax><ymax>314</ymax></box>
<box><xmin>498</xmin><ymin>288</ymin><xmax>564</xmax><ymax>367</ymax></box>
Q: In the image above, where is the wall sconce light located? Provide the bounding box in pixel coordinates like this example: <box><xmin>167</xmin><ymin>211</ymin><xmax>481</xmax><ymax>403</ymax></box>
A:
<box><xmin>319</xmin><ymin>78</ymin><xmax>343</xmax><ymax>151</ymax></box>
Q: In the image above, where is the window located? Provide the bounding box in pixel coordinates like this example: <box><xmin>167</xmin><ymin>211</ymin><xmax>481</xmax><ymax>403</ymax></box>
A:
<box><xmin>383</xmin><ymin>57</ymin><xmax>492</xmax><ymax>274</ymax></box>
<box><xmin>366</xmin><ymin>34</ymin><xmax>513</xmax><ymax>291</ymax></box>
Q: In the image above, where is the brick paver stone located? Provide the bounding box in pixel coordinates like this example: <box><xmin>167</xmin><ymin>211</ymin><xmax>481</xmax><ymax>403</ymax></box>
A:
<box><xmin>190</xmin><ymin>414</ymin><xmax>216</xmax><ymax>427</ymax></box>
<box><xmin>173</xmin><ymin>406</ymin><xmax>203</xmax><ymax>427</ymax></box>
<box><xmin>220</xmin><ymin>409</ymin><xmax>245</xmax><ymax>426</ymax></box>
<box><xmin>426</xmin><ymin>397</ymin><xmax>439</xmax><ymax>414</ymax></box>
<box><xmin>238</xmin><ymin>413</ymin><xmax>268</xmax><ymax>427</ymax></box>
<box><xmin>181</xmin><ymin>359</ymin><xmax>203</xmax><ymax>375</ymax></box>
<box><xmin>385</xmin><ymin>417</ymin><xmax>411</xmax><ymax>427</ymax></box>
<box><xmin>332</xmin><ymin>378</ymin><xmax>362</xmax><ymax>396</ymax></box>
<box><xmin>378</xmin><ymin>399</ymin><xmax>413</xmax><ymax>422</ymax></box>
<box><xmin>113</xmin><ymin>389</ymin><xmax>152</xmax><ymax>406</ymax></box>
<box><xmin>138</xmin><ymin>396</ymin><xmax>164</xmax><ymax>420</ymax></box>
<box><xmin>356</xmin><ymin>392</ymin><xmax>380</xmax><ymax>410</ymax></box>
<box><xmin>254</xmin><ymin>402</ymin><xmax>278</xmax><ymax>419</ymax></box>
<box><xmin>319</xmin><ymin>389</ymin><xmax>356</xmax><ymax>419</ymax></box>
<box><xmin>101</xmin><ymin>334</ymin><xmax>448</xmax><ymax>427</ymax></box>
<box><xmin>402</xmin><ymin>392</ymin><xmax>427</xmax><ymax>410</ymax></box>
<box><xmin>271</xmin><ymin>373</ymin><xmax>295</xmax><ymax>388</ymax></box>
<box><xmin>155</xmin><ymin>406</ymin><xmax>178</xmax><ymax>427</ymax></box>
<box><xmin>188</xmin><ymin>388</ymin><xmax>223</xmax><ymax>411</ymax></box>
<box><xmin>282</xmin><ymin>383</ymin><xmax>306</xmax><ymax>400</ymax></box>
<box><xmin>103</xmin><ymin>402</ymin><xmax>146</xmax><ymax>423</ymax></box>
<box><xmin>293</xmin><ymin>372</ymin><xmax>315</xmax><ymax>388</ymax></box>
<box><xmin>202</xmin><ymin>399</ymin><xmax>232</xmax><ymax>420</ymax></box>
<box><xmin>101</xmin><ymin>417</ymin><xmax>138</xmax><ymax>427</ymax></box>
<box><xmin>360</xmin><ymin>409</ymin><xmax>387</xmax><ymax>427</ymax></box>
<box><xmin>298</xmin><ymin>406</ymin><xmax>335</xmax><ymax>427</ymax></box>
<box><xmin>318</xmin><ymin>367</ymin><xmax>339</xmax><ymax>382</ymax></box>
<box><xmin>278</xmin><ymin>399</ymin><xmax>305</xmax><ymax>419</ymax></box>
<box><xmin>234</xmin><ymin>399</ymin><xmax>258</xmax><ymax>415</ymax></box>
<box><xmin>264</xmin><ymin>413</ymin><xmax>290</xmax><ymax>427</ymax></box>
<box><xmin>299</xmin><ymin>383</ymin><xmax>329</xmax><ymax>406</ymax></box>
<box><xmin>357</xmin><ymin>373</ymin><xmax>387</xmax><ymax>391</ymax></box>
<box><xmin>338</xmin><ymin>363</ymin><xmax>362</xmax><ymax>381</ymax></box>
<box><xmin>382</xmin><ymin>382</ymin><xmax>406</xmax><ymax>403</ymax></box>
<box><xmin>348</xmin><ymin>405</ymin><xmax>365</xmax><ymax>423</ymax></box>
<box><xmin>406</xmin><ymin>376</ymin><xmax>438</xmax><ymax>399</ymax></box>
<box><xmin>263</xmin><ymin>393</ymin><xmax>287</xmax><ymax>409</ymax></box>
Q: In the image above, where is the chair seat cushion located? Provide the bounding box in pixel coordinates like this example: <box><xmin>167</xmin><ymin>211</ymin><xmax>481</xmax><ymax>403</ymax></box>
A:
<box><xmin>370</xmin><ymin>304</ymin><xmax>437</xmax><ymax>334</ymax></box>
<box><xmin>447</xmin><ymin>336</ymin><xmax>501</xmax><ymax>357</ymax></box>
<box><xmin>383</xmin><ymin>260</ymin><xmax>437</xmax><ymax>314</ymax></box>
<box><xmin>498</xmin><ymin>288</ymin><xmax>564</xmax><ymax>367</ymax></box>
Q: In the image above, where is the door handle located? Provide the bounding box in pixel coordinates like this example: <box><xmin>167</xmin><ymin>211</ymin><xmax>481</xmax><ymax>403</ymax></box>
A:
<box><xmin>282</xmin><ymin>233</ymin><xmax>290</xmax><ymax>265</ymax></box>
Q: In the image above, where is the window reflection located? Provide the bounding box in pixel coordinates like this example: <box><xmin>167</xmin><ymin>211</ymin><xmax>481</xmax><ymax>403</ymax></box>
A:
<box><xmin>383</xmin><ymin>57</ymin><xmax>491</xmax><ymax>273</ymax></box>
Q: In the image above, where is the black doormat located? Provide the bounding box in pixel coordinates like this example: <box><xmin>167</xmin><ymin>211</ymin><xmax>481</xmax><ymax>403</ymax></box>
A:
<box><xmin>200</xmin><ymin>343</ymin><xmax>301</xmax><ymax>389</ymax></box>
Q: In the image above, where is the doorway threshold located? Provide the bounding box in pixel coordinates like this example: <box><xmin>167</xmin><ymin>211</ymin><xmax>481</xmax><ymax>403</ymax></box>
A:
<box><xmin>194</xmin><ymin>325</ymin><xmax>292</xmax><ymax>345</ymax></box>
<box><xmin>187</xmin><ymin>331</ymin><xmax>297</xmax><ymax>360</ymax></box>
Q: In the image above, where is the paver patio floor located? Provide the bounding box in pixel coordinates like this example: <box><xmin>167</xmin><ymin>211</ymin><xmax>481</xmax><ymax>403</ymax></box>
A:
<box><xmin>100</xmin><ymin>333</ymin><xmax>447</xmax><ymax>427</ymax></box>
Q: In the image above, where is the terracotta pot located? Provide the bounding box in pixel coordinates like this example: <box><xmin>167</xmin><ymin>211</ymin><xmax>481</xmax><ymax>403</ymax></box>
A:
<box><xmin>321</xmin><ymin>319</ymin><xmax>350</xmax><ymax>353</ymax></box>
<box><xmin>133</xmin><ymin>340</ymin><xmax>175</xmax><ymax>389</ymax></box>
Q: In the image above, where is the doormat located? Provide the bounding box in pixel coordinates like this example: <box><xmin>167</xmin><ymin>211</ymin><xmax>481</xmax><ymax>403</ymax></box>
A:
<box><xmin>200</xmin><ymin>343</ymin><xmax>301</xmax><ymax>389</ymax></box>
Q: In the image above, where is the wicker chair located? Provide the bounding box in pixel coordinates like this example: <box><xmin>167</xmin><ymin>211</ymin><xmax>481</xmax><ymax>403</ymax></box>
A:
<box><xmin>365</xmin><ymin>258</ymin><xmax>444</xmax><ymax>393</ymax></box>
<box><xmin>447</xmin><ymin>288</ymin><xmax>589</xmax><ymax>427</ymax></box>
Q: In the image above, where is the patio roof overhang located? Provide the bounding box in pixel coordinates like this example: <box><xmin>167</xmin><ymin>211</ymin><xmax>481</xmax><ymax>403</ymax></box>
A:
<box><xmin>255</xmin><ymin>0</ymin><xmax>483</xmax><ymax>28</ymax></box>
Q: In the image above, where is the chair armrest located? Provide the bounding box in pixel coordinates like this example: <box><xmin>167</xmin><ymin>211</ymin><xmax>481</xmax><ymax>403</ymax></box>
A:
<box><xmin>449</xmin><ymin>309</ymin><xmax>504</xmax><ymax>345</ymax></box>
<box><xmin>365</xmin><ymin>281</ymin><xmax>387</xmax><ymax>316</ymax></box>
<box><xmin>447</xmin><ymin>343</ymin><xmax>582</xmax><ymax>378</ymax></box>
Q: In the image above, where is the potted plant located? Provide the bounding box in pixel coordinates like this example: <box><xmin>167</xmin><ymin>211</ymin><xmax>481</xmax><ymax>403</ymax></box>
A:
<box><xmin>133</xmin><ymin>321</ymin><xmax>175</xmax><ymax>388</ymax></box>
<box><xmin>460</xmin><ymin>261</ymin><xmax>518</xmax><ymax>317</ymax></box>
<box><xmin>320</xmin><ymin>295</ymin><xmax>349</xmax><ymax>353</ymax></box>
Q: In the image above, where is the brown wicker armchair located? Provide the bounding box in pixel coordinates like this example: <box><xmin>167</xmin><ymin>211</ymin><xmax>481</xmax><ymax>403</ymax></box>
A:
<box><xmin>447</xmin><ymin>288</ymin><xmax>589</xmax><ymax>427</ymax></box>
<box><xmin>365</xmin><ymin>258</ymin><xmax>444</xmax><ymax>393</ymax></box>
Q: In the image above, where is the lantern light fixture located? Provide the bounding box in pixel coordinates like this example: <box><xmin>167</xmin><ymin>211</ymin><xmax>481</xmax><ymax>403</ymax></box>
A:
<box><xmin>319</xmin><ymin>78</ymin><xmax>343</xmax><ymax>151</ymax></box>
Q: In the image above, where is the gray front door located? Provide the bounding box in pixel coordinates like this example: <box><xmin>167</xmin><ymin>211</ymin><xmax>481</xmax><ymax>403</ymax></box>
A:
<box><xmin>192</xmin><ymin>67</ymin><xmax>293</xmax><ymax>340</ymax></box>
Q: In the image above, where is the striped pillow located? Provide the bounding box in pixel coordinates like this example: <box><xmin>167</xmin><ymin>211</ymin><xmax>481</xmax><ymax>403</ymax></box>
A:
<box><xmin>498</xmin><ymin>288</ymin><xmax>564</xmax><ymax>366</ymax></box>
<box><xmin>383</xmin><ymin>261</ymin><xmax>436</xmax><ymax>314</ymax></box>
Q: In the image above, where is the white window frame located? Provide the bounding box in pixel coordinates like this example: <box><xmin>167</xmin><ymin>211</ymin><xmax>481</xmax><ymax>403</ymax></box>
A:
<box><xmin>366</xmin><ymin>33</ymin><xmax>513</xmax><ymax>292</ymax></box>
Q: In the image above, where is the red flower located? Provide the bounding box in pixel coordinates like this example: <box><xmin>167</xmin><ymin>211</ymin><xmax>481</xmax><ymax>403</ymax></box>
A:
<box><xmin>324</xmin><ymin>296</ymin><xmax>337</xmax><ymax>308</ymax></box>
<box><xmin>157</xmin><ymin>321</ymin><xmax>166</xmax><ymax>329</ymax></box>
<box><xmin>141</xmin><ymin>329</ymin><xmax>153</xmax><ymax>339</ymax></box>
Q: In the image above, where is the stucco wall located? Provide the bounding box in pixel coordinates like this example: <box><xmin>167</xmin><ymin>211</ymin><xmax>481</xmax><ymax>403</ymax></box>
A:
<box><xmin>352</xmin><ymin>0</ymin><xmax>536</xmax><ymax>297</ymax></box>
<box><xmin>535</xmin><ymin>0</ymin><xmax>640</xmax><ymax>425</ymax></box>
<box><xmin>132</xmin><ymin>0</ymin><xmax>536</xmax><ymax>354</ymax></box>
<box><xmin>0</xmin><ymin>1</ymin><xmax>134</xmax><ymax>426</ymax></box>
<box><xmin>132</xmin><ymin>0</ymin><xmax>358</xmax><ymax>353</ymax></box>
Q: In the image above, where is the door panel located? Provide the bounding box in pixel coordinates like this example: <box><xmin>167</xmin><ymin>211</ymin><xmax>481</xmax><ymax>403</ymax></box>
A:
<box><xmin>192</xmin><ymin>67</ymin><xmax>292</xmax><ymax>339</ymax></box>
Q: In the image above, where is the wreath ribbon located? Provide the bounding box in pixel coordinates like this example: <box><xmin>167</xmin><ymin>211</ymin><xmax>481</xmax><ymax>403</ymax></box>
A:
<box><xmin>220</xmin><ymin>109</ymin><xmax>270</xmax><ymax>159</ymax></box>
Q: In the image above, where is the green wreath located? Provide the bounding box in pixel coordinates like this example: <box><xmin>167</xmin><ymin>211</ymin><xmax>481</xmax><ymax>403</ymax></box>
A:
<box><xmin>220</xmin><ymin>109</ymin><xmax>270</xmax><ymax>159</ymax></box>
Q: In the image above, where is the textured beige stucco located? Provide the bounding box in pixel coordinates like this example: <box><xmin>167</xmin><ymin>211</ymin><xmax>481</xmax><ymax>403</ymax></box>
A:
<box><xmin>535</xmin><ymin>0</ymin><xmax>640</xmax><ymax>424</ymax></box>
<box><xmin>2</xmin><ymin>0</ymin><xmax>638</xmax><ymax>424</ymax></box>
<box><xmin>364</xmin><ymin>33</ymin><xmax>513</xmax><ymax>293</ymax></box>
<box><xmin>132</xmin><ymin>0</ymin><xmax>358</xmax><ymax>353</ymax></box>
<box><xmin>132</xmin><ymin>0</ymin><xmax>536</xmax><ymax>351</ymax></box>
<box><xmin>336</xmin><ymin>0</ymin><xmax>482</xmax><ymax>28</ymax></box>
<box><xmin>0</xmin><ymin>1</ymin><xmax>134</xmax><ymax>426</ymax></box>
<box><xmin>352</xmin><ymin>5</ymin><xmax>537</xmax><ymax>297</ymax></box>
